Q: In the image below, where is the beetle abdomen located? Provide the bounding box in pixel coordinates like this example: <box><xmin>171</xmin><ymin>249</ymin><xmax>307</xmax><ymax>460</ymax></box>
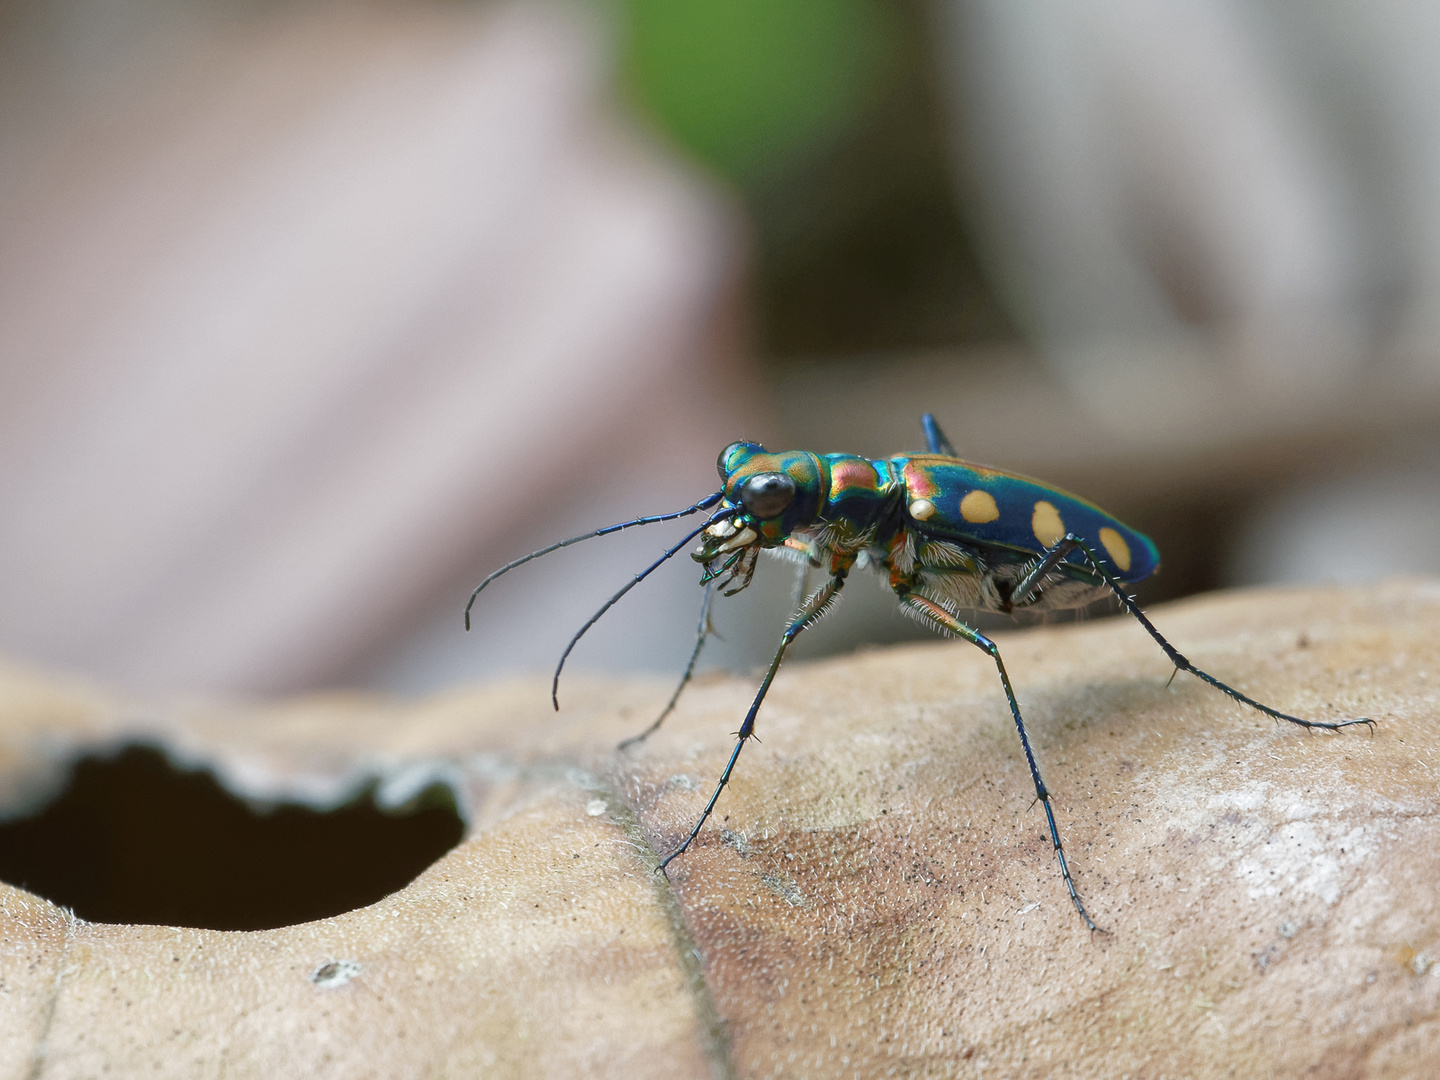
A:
<box><xmin>894</xmin><ymin>455</ymin><xmax>1159</xmax><ymax>584</ymax></box>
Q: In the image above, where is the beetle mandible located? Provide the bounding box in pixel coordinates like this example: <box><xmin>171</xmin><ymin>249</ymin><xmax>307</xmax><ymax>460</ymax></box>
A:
<box><xmin>466</xmin><ymin>414</ymin><xmax>1372</xmax><ymax>930</ymax></box>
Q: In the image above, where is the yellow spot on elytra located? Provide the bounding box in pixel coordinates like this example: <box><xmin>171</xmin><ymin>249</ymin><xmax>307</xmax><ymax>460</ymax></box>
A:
<box><xmin>1099</xmin><ymin>526</ymin><xmax>1132</xmax><ymax>572</ymax></box>
<box><xmin>959</xmin><ymin>489</ymin><xmax>1000</xmax><ymax>523</ymax></box>
<box><xmin>909</xmin><ymin>498</ymin><xmax>936</xmax><ymax>521</ymax></box>
<box><xmin>1032</xmin><ymin>500</ymin><xmax>1065</xmax><ymax>547</ymax></box>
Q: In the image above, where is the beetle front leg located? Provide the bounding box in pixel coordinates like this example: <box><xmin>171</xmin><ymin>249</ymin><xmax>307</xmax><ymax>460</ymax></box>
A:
<box><xmin>620</xmin><ymin>582</ymin><xmax>715</xmax><ymax>751</ymax></box>
<box><xmin>658</xmin><ymin>568</ymin><xmax>849</xmax><ymax>872</ymax></box>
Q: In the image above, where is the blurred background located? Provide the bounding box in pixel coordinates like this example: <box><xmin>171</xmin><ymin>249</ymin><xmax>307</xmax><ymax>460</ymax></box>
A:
<box><xmin>3</xmin><ymin>0</ymin><xmax>1440</xmax><ymax>700</ymax></box>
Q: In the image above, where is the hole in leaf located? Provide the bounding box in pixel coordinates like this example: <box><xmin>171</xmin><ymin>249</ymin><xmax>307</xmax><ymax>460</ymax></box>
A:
<box><xmin>0</xmin><ymin>745</ymin><xmax>465</xmax><ymax>930</ymax></box>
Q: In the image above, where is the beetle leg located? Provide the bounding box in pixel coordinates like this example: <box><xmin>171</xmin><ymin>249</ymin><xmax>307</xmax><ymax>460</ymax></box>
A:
<box><xmin>620</xmin><ymin>582</ymin><xmax>715</xmax><ymax>750</ymax></box>
<box><xmin>658</xmin><ymin>568</ymin><xmax>850</xmax><ymax>872</ymax></box>
<box><xmin>920</xmin><ymin>413</ymin><xmax>958</xmax><ymax>456</ymax></box>
<box><xmin>790</xmin><ymin>559</ymin><xmax>811</xmax><ymax>615</ymax></box>
<box><xmin>1010</xmin><ymin>535</ymin><xmax>1094</xmax><ymax>606</ymax></box>
<box><xmin>781</xmin><ymin>535</ymin><xmax>822</xmax><ymax>565</ymax></box>
<box><xmin>1027</xmin><ymin>535</ymin><xmax>1374</xmax><ymax>734</ymax></box>
<box><xmin>899</xmin><ymin>593</ymin><xmax>1099</xmax><ymax>932</ymax></box>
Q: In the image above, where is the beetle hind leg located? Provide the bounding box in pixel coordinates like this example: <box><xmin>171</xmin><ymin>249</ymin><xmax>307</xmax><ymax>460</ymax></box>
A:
<box><xmin>1017</xmin><ymin>534</ymin><xmax>1374</xmax><ymax>734</ymax></box>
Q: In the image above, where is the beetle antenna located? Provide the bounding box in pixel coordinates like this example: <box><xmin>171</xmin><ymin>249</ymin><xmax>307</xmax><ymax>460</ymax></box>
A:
<box><xmin>464</xmin><ymin>491</ymin><xmax>724</xmax><ymax>629</ymax></box>
<box><xmin>551</xmin><ymin>506</ymin><xmax>733</xmax><ymax>709</ymax></box>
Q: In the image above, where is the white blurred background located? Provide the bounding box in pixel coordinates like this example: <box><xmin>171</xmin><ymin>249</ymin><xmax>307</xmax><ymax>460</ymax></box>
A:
<box><xmin>2</xmin><ymin>0</ymin><xmax>1439</xmax><ymax>700</ymax></box>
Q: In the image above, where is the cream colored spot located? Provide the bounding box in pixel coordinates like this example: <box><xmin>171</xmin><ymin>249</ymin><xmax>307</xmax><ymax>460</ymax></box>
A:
<box><xmin>1031</xmin><ymin>500</ymin><xmax>1065</xmax><ymax>548</ymax></box>
<box><xmin>909</xmin><ymin>498</ymin><xmax>936</xmax><ymax>521</ymax></box>
<box><xmin>959</xmin><ymin>489</ymin><xmax>1000</xmax><ymax>524</ymax></box>
<box><xmin>1099</xmin><ymin>526</ymin><xmax>1132</xmax><ymax>572</ymax></box>
<box><xmin>717</xmin><ymin>526</ymin><xmax>757</xmax><ymax>553</ymax></box>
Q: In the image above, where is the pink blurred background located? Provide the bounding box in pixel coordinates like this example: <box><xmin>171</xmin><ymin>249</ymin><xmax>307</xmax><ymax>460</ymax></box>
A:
<box><xmin>4</xmin><ymin>0</ymin><xmax>1440</xmax><ymax>699</ymax></box>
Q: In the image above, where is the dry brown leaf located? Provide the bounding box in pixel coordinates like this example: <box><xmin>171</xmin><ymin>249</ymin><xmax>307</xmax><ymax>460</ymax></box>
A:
<box><xmin>0</xmin><ymin>581</ymin><xmax>1436</xmax><ymax>1078</ymax></box>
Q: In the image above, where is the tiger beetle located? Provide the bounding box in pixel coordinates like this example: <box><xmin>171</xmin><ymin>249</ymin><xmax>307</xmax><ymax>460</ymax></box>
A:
<box><xmin>465</xmin><ymin>414</ymin><xmax>1373</xmax><ymax>930</ymax></box>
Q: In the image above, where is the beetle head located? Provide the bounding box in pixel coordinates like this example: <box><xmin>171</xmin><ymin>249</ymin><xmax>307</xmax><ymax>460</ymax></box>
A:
<box><xmin>693</xmin><ymin>442</ymin><xmax>824</xmax><ymax>570</ymax></box>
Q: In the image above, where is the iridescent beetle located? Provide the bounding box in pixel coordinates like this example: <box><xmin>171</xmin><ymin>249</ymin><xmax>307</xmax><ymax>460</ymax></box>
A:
<box><xmin>466</xmin><ymin>415</ymin><xmax>1372</xmax><ymax>929</ymax></box>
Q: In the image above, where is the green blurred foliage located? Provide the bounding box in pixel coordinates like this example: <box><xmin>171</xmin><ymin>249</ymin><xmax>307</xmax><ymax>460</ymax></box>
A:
<box><xmin>617</xmin><ymin>0</ymin><xmax>897</xmax><ymax>187</ymax></box>
<box><xmin>613</xmin><ymin>0</ymin><xmax>1010</xmax><ymax>357</ymax></box>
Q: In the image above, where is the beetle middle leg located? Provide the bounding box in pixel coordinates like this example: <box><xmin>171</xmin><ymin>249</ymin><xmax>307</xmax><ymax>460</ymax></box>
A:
<box><xmin>658</xmin><ymin>569</ymin><xmax>849</xmax><ymax>873</ymax></box>
<box><xmin>1014</xmin><ymin>534</ymin><xmax>1374</xmax><ymax>734</ymax></box>
<box><xmin>899</xmin><ymin>592</ymin><xmax>1099</xmax><ymax>931</ymax></box>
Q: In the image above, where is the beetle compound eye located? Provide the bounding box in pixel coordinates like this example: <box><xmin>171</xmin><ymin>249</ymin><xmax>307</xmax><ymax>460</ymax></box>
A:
<box><xmin>739</xmin><ymin>473</ymin><xmax>796</xmax><ymax>519</ymax></box>
<box><xmin>717</xmin><ymin>441</ymin><xmax>766</xmax><ymax>482</ymax></box>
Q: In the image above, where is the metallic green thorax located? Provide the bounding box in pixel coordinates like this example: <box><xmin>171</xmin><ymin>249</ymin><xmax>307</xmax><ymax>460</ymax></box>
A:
<box><xmin>714</xmin><ymin>441</ymin><xmax>1158</xmax><ymax>585</ymax></box>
